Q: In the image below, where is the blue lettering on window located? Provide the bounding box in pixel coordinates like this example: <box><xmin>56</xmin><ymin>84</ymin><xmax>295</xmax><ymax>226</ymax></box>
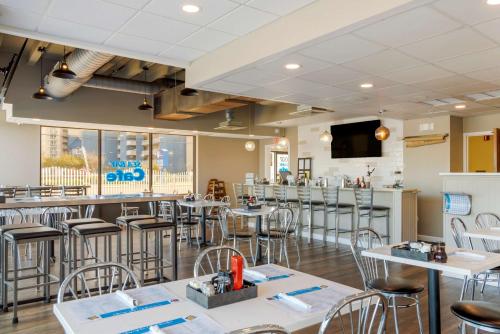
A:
<box><xmin>106</xmin><ymin>161</ymin><xmax>145</xmax><ymax>183</ymax></box>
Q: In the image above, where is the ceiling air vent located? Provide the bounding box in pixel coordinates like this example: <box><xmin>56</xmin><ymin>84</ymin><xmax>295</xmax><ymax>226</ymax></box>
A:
<box><xmin>214</xmin><ymin>110</ymin><xmax>247</xmax><ymax>131</ymax></box>
<box><xmin>289</xmin><ymin>104</ymin><xmax>333</xmax><ymax>115</ymax></box>
<box><xmin>423</xmin><ymin>97</ymin><xmax>466</xmax><ymax>107</ymax></box>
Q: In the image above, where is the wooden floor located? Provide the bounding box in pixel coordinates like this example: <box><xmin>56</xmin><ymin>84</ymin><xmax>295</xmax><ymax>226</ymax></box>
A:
<box><xmin>0</xmin><ymin>236</ymin><xmax>497</xmax><ymax>334</ymax></box>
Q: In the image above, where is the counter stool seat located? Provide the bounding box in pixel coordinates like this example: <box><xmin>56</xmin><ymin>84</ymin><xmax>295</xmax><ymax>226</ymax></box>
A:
<box><xmin>129</xmin><ymin>218</ymin><xmax>174</xmax><ymax>230</ymax></box>
<box><xmin>359</xmin><ymin>205</ymin><xmax>390</xmax><ymax>211</ymax></box>
<box><xmin>327</xmin><ymin>203</ymin><xmax>355</xmax><ymax>209</ymax></box>
<box><xmin>116</xmin><ymin>215</ymin><xmax>155</xmax><ymax>225</ymax></box>
<box><xmin>367</xmin><ymin>277</ymin><xmax>424</xmax><ymax>295</ymax></box>
<box><xmin>0</xmin><ymin>223</ymin><xmax>42</xmax><ymax>234</ymax></box>
<box><xmin>72</xmin><ymin>223</ymin><xmax>121</xmax><ymax>236</ymax></box>
<box><xmin>451</xmin><ymin>301</ymin><xmax>500</xmax><ymax>331</ymax></box>
<box><xmin>61</xmin><ymin>218</ymin><xmax>105</xmax><ymax>228</ymax></box>
<box><xmin>4</xmin><ymin>227</ymin><xmax>62</xmax><ymax>240</ymax></box>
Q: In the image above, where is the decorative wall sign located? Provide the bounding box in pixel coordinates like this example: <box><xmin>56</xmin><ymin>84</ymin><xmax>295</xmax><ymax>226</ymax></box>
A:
<box><xmin>106</xmin><ymin>160</ymin><xmax>145</xmax><ymax>182</ymax></box>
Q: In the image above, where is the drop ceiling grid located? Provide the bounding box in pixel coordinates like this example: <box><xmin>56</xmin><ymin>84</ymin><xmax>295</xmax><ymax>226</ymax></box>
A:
<box><xmin>0</xmin><ymin>0</ymin><xmax>317</xmax><ymax>62</ymax></box>
<box><xmin>209</xmin><ymin>1</ymin><xmax>500</xmax><ymax>117</ymax></box>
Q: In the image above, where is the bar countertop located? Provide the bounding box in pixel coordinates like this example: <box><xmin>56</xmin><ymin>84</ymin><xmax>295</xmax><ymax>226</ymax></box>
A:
<box><xmin>244</xmin><ymin>184</ymin><xmax>417</xmax><ymax>193</ymax></box>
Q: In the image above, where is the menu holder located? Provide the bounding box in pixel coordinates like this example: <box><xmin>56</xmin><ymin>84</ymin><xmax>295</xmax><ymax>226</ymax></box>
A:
<box><xmin>186</xmin><ymin>280</ymin><xmax>257</xmax><ymax>309</ymax></box>
<box><xmin>391</xmin><ymin>244</ymin><xmax>432</xmax><ymax>262</ymax></box>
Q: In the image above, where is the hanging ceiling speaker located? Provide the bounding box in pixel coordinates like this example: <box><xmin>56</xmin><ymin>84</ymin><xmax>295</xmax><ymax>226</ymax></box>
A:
<box><xmin>180</xmin><ymin>87</ymin><xmax>199</xmax><ymax>96</ymax></box>
<box><xmin>52</xmin><ymin>46</ymin><xmax>76</xmax><ymax>79</ymax></box>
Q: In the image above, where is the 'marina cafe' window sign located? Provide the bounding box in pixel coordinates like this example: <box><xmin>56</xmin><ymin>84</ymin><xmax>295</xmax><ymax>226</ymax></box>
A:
<box><xmin>106</xmin><ymin>160</ymin><xmax>145</xmax><ymax>182</ymax></box>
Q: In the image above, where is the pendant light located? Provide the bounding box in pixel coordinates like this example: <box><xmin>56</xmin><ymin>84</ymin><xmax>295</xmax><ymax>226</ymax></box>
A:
<box><xmin>52</xmin><ymin>46</ymin><xmax>76</xmax><ymax>79</ymax></box>
<box><xmin>375</xmin><ymin>110</ymin><xmax>390</xmax><ymax>141</ymax></box>
<box><xmin>245</xmin><ymin>108</ymin><xmax>256</xmax><ymax>152</ymax></box>
<box><xmin>319</xmin><ymin>130</ymin><xmax>332</xmax><ymax>143</ymax></box>
<box><xmin>138</xmin><ymin>66</ymin><xmax>153</xmax><ymax>111</ymax></box>
<box><xmin>32</xmin><ymin>47</ymin><xmax>53</xmax><ymax>100</ymax></box>
<box><xmin>180</xmin><ymin>87</ymin><xmax>199</xmax><ymax>96</ymax></box>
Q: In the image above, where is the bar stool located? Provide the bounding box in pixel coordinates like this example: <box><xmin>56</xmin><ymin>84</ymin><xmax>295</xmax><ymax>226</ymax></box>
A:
<box><xmin>297</xmin><ymin>186</ymin><xmax>325</xmax><ymax>244</ymax></box>
<box><xmin>451</xmin><ymin>300</ymin><xmax>500</xmax><ymax>333</ymax></box>
<box><xmin>353</xmin><ymin>187</ymin><xmax>390</xmax><ymax>243</ymax></box>
<box><xmin>128</xmin><ymin>218</ymin><xmax>175</xmax><ymax>285</ymax></box>
<box><xmin>2</xmin><ymin>226</ymin><xmax>63</xmax><ymax>323</ymax></box>
<box><xmin>321</xmin><ymin>186</ymin><xmax>355</xmax><ymax>248</ymax></box>
<box><xmin>116</xmin><ymin>214</ymin><xmax>155</xmax><ymax>267</ymax></box>
<box><xmin>71</xmin><ymin>222</ymin><xmax>122</xmax><ymax>269</ymax></box>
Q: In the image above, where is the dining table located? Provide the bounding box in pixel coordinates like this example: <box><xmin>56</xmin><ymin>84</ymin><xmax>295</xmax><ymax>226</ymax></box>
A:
<box><xmin>53</xmin><ymin>264</ymin><xmax>361</xmax><ymax>334</ymax></box>
<box><xmin>362</xmin><ymin>244</ymin><xmax>500</xmax><ymax>334</ymax></box>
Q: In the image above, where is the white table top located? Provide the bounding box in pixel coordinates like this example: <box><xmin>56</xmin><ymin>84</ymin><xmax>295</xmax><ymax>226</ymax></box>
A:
<box><xmin>362</xmin><ymin>245</ymin><xmax>500</xmax><ymax>276</ymax></box>
<box><xmin>177</xmin><ymin>200</ymin><xmax>228</xmax><ymax>208</ymax></box>
<box><xmin>464</xmin><ymin>228</ymin><xmax>500</xmax><ymax>241</ymax></box>
<box><xmin>232</xmin><ymin>206</ymin><xmax>276</xmax><ymax>217</ymax></box>
<box><xmin>53</xmin><ymin>264</ymin><xmax>360</xmax><ymax>334</ymax></box>
<box><xmin>0</xmin><ymin>193</ymin><xmax>183</xmax><ymax>209</ymax></box>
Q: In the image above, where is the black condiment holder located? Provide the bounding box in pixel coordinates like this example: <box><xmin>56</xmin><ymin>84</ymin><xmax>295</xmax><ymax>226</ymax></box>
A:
<box><xmin>186</xmin><ymin>280</ymin><xmax>257</xmax><ymax>309</ymax></box>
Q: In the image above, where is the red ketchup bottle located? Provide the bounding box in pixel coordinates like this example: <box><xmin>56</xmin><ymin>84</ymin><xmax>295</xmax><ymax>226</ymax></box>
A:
<box><xmin>231</xmin><ymin>255</ymin><xmax>243</xmax><ymax>290</ymax></box>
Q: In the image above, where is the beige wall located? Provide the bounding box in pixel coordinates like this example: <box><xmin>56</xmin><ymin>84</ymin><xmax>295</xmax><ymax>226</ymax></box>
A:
<box><xmin>286</xmin><ymin>127</ymin><xmax>298</xmax><ymax>176</ymax></box>
<box><xmin>0</xmin><ymin>106</ymin><xmax>40</xmax><ymax>185</ymax></box>
<box><xmin>197</xmin><ymin>136</ymin><xmax>259</xmax><ymax>204</ymax></box>
<box><xmin>463</xmin><ymin>112</ymin><xmax>500</xmax><ymax>133</ymax></box>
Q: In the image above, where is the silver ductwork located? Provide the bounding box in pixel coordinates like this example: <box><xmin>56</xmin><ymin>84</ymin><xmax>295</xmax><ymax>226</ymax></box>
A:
<box><xmin>83</xmin><ymin>75</ymin><xmax>163</xmax><ymax>95</ymax></box>
<box><xmin>44</xmin><ymin>49</ymin><xmax>114</xmax><ymax>99</ymax></box>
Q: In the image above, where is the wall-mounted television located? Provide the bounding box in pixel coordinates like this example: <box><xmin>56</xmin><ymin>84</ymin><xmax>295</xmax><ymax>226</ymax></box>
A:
<box><xmin>331</xmin><ymin>120</ymin><xmax>382</xmax><ymax>159</ymax></box>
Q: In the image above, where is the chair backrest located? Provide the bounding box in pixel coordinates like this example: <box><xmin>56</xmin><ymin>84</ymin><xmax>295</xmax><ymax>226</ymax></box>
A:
<box><xmin>297</xmin><ymin>186</ymin><xmax>312</xmax><ymax>204</ymax></box>
<box><xmin>266</xmin><ymin>207</ymin><xmax>295</xmax><ymax>238</ymax></box>
<box><xmin>233</xmin><ymin>183</ymin><xmax>244</xmax><ymax>205</ymax></box>
<box><xmin>253</xmin><ymin>184</ymin><xmax>266</xmax><ymax>204</ymax></box>
<box><xmin>0</xmin><ymin>208</ymin><xmax>25</xmax><ymax>224</ymax></box>
<box><xmin>42</xmin><ymin>206</ymin><xmax>74</xmax><ymax>229</ymax></box>
<box><xmin>321</xmin><ymin>186</ymin><xmax>340</xmax><ymax>207</ymax></box>
<box><xmin>475</xmin><ymin>212</ymin><xmax>500</xmax><ymax>252</ymax></box>
<box><xmin>450</xmin><ymin>217</ymin><xmax>473</xmax><ymax>249</ymax></box>
<box><xmin>229</xmin><ymin>324</ymin><xmax>289</xmax><ymax>334</ymax></box>
<box><xmin>273</xmin><ymin>185</ymin><xmax>287</xmax><ymax>204</ymax></box>
<box><xmin>57</xmin><ymin>262</ymin><xmax>141</xmax><ymax>303</ymax></box>
<box><xmin>318</xmin><ymin>290</ymin><xmax>388</xmax><ymax>334</ymax></box>
<box><xmin>350</xmin><ymin>228</ymin><xmax>387</xmax><ymax>290</ymax></box>
<box><xmin>193</xmin><ymin>245</ymin><xmax>248</xmax><ymax>279</ymax></box>
<box><xmin>217</xmin><ymin>206</ymin><xmax>238</xmax><ymax>243</ymax></box>
<box><xmin>353</xmin><ymin>187</ymin><xmax>374</xmax><ymax>211</ymax></box>
<box><xmin>159</xmin><ymin>201</ymin><xmax>174</xmax><ymax>222</ymax></box>
<box><xmin>221</xmin><ymin>195</ymin><xmax>231</xmax><ymax>205</ymax></box>
<box><xmin>204</xmin><ymin>193</ymin><xmax>215</xmax><ymax>215</ymax></box>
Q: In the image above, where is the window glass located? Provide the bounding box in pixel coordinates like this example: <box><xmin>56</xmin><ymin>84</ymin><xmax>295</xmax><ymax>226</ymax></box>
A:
<box><xmin>41</xmin><ymin>127</ymin><xmax>99</xmax><ymax>194</ymax></box>
<box><xmin>151</xmin><ymin>134</ymin><xmax>194</xmax><ymax>194</ymax></box>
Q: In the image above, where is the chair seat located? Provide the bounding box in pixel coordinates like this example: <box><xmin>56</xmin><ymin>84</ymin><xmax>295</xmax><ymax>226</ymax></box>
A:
<box><xmin>130</xmin><ymin>218</ymin><xmax>175</xmax><ymax>230</ymax></box>
<box><xmin>257</xmin><ymin>231</ymin><xmax>291</xmax><ymax>239</ymax></box>
<box><xmin>4</xmin><ymin>226</ymin><xmax>62</xmax><ymax>241</ymax></box>
<box><xmin>359</xmin><ymin>205</ymin><xmax>390</xmax><ymax>211</ymax></box>
<box><xmin>327</xmin><ymin>203</ymin><xmax>355</xmax><ymax>208</ymax></box>
<box><xmin>0</xmin><ymin>223</ymin><xmax>43</xmax><ymax>235</ymax></box>
<box><xmin>62</xmin><ymin>218</ymin><xmax>105</xmax><ymax>228</ymax></box>
<box><xmin>451</xmin><ymin>301</ymin><xmax>500</xmax><ymax>330</ymax></box>
<box><xmin>73</xmin><ymin>222</ymin><xmax>121</xmax><ymax>236</ymax></box>
<box><xmin>367</xmin><ymin>277</ymin><xmax>424</xmax><ymax>295</ymax></box>
<box><xmin>116</xmin><ymin>215</ymin><xmax>155</xmax><ymax>224</ymax></box>
<box><xmin>228</xmin><ymin>232</ymin><xmax>254</xmax><ymax>239</ymax></box>
<box><xmin>487</xmin><ymin>266</ymin><xmax>500</xmax><ymax>273</ymax></box>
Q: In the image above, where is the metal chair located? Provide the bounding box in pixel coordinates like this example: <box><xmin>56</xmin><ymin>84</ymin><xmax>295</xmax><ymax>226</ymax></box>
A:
<box><xmin>451</xmin><ymin>300</ymin><xmax>500</xmax><ymax>334</ymax></box>
<box><xmin>256</xmin><ymin>207</ymin><xmax>296</xmax><ymax>267</ymax></box>
<box><xmin>193</xmin><ymin>245</ymin><xmax>248</xmax><ymax>279</ymax></box>
<box><xmin>476</xmin><ymin>213</ymin><xmax>500</xmax><ymax>253</ymax></box>
<box><xmin>229</xmin><ymin>324</ymin><xmax>289</xmax><ymax>334</ymax></box>
<box><xmin>120</xmin><ymin>203</ymin><xmax>139</xmax><ymax>216</ymax></box>
<box><xmin>319</xmin><ymin>290</ymin><xmax>389</xmax><ymax>334</ymax></box>
<box><xmin>254</xmin><ymin>184</ymin><xmax>274</xmax><ymax>205</ymax></box>
<box><xmin>321</xmin><ymin>186</ymin><xmax>355</xmax><ymax>248</ymax></box>
<box><xmin>115</xmin><ymin>214</ymin><xmax>156</xmax><ymax>267</ymax></box>
<box><xmin>353</xmin><ymin>187</ymin><xmax>390</xmax><ymax>243</ymax></box>
<box><xmin>57</xmin><ymin>262</ymin><xmax>141</xmax><ymax>303</ymax></box>
<box><xmin>161</xmin><ymin>201</ymin><xmax>200</xmax><ymax>249</ymax></box>
<box><xmin>297</xmin><ymin>186</ymin><xmax>325</xmax><ymax>244</ymax></box>
<box><xmin>218</xmin><ymin>207</ymin><xmax>255</xmax><ymax>265</ymax></box>
<box><xmin>350</xmin><ymin>228</ymin><xmax>424</xmax><ymax>334</ymax></box>
<box><xmin>233</xmin><ymin>183</ymin><xmax>246</xmax><ymax>207</ymax></box>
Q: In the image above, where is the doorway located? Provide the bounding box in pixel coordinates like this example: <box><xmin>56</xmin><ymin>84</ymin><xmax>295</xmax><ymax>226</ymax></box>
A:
<box><xmin>464</xmin><ymin>131</ymin><xmax>494</xmax><ymax>172</ymax></box>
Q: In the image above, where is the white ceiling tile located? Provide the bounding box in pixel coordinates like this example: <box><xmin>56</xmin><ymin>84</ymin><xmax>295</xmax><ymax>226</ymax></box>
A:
<box><xmin>298</xmin><ymin>65</ymin><xmax>367</xmax><ymax>86</ymax></box>
<box><xmin>413</xmin><ymin>75</ymin><xmax>485</xmax><ymax>91</ymax></box>
<box><xmin>0</xmin><ymin>6</ymin><xmax>42</xmax><ymax>30</ymax></box>
<box><xmin>354</xmin><ymin>7</ymin><xmax>461</xmax><ymax>47</ymax></box>
<box><xmin>303</xmin><ymin>85</ymin><xmax>353</xmax><ymax>99</ymax></box>
<box><xmin>209</xmin><ymin>5</ymin><xmax>277</xmax><ymax>36</ymax></box>
<box><xmin>178</xmin><ymin>28</ymin><xmax>236</xmax><ymax>52</ymax></box>
<box><xmin>256</xmin><ymin>53</ymin><xmax>331</xmax><ymax>77</ymax></box>
<box><xmin>0</xmin><ymin>0</ymin><xmax>49</xmax><ymax>13</ymax></box>
<box><xmin>376</xmin><ymin>84</ymin><xmax>422</xmax><ymax>97</ymax></box>
<box><xmin>465</xmin><ymin>67</ymin><xmax>500</xmax><ymax>82</ymax></box>
<box><xmin>299</xmin><ymin>34</ymin><xmax>386</xmax><ymax>64</ymax></box>
<box><xmin>475</xmin><ymin>18</ymin><xmax>500</xmax><ymax>44</ymax></box>
<box><xmin>264</xmin><ymin>77</ymin><xmax>331</xmax><ymax>95</ymax></box>
<box><xmin>334</xmin><ymin>76</ymin><xmax>399</xmax><ymax>92</ymax></box>
<box><xmin>391</xmin><ymin>90</ymin><xmax>444</xmax><ymax>103</ymax></box>
<box><xmin>399</xmin><ymin>28</ymin><xmax>496</xmax><ymax>62</ymax></box>
<box><xmin>144</xmin><ymin>0</ymin><xmax>239</xmax><ymax>26</ymax></box>
<box><xmin>38</xmin><ymin>17</ymin><xmax>114</xmax><ymax>44</ymax></box>
<box><xmin>380</xmin><ymin>65</ymin><xmax>454</xmax><ymax>84</ymax></box>
<box><xmin>438</xmin><ymin>82</ymin><xmax>499</xmax><ymax>96</ymax></box>
<box><xmin>159</xmin><ymin>46</ymin><xmax>206</xmax><ymax>62</ymax></box>
<box><xmin>121</xmin><ymin>12</ymin><xmax>200</xmax><ymax>44</ymax></box>
<box><xmin>48</xmin><ymin>0</ymin><xmax>136</xmax><ymax>31</ymax></box>
<box><xmin>384</xmin><ymin>102</ymin><xmax>431</xmax><ymax>114</ymax></box>
<box><xmin>343</xmin><ymin>50</ymin><xmax>424</xmax><ymax>76</ymax></box>
<box><xmin>437</xmin><ymin>48</ymin><xmax>500</xmax><ymax>73</ymax></box>
<box><xmin>240</xmin><ymin>86</ymin><xmax>288</xmax><ymax>100</ymax></box>
<box><xmin>202</xmin><ymin>80</ymin><xmax>256</xmax><ymax>93</ymax></box>
<box><xmin>223</xmin><ymin>68</ymin><xmax>286</xmax><ymax>85</ymax></box>
<box><xmin>277</xmin><ymin>93</ymin><xmax>317</xmax><ymax>104</ymax></box>
<box><xmin>246</xmin><ymin>0</ymin><xmax>315</xmax><ymax>16</ymax></box>
<box><xmin>104</xmin><ymin>33</ymin><xmax>171</xmax><ymax>55</ymax></box>
<box><xmin>104</xmin><ymin>0</ymin><xmax>150</xmax><ymax>9</ymax></box>
<box><xmin>433</xmin><ymin>0</ymin><xmax>500</xmax><ymax>25</ymax></box>
<box><xmin>322</xmin><ymin>93</ymin><xmax>372</xmax><ymax>105</ymax></box>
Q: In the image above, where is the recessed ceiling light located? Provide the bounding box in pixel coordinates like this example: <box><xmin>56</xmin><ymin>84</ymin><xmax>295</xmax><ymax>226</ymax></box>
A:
<box><xmin>454</xmin><ymin>104</ymin><xmax>466</xmax><ymax>109</ymax></box>
<box><xmin>487</xmin><ymin>0</ymin><xmax>500</xmax><ymax>5</ymax></box>
<box><xmin>182</xmin><ymin>4</ymin><xmax>200</xmax><ymax>13</ymax></box>
<box><xmin>360</xmin><ymin>83</ymin><xmax>374</xmax><ymax>88</ymax></box>
<box><xmin>284</xmin><ymin>63</ymin><xmax>301</xmax><ymax>70</ymax></box>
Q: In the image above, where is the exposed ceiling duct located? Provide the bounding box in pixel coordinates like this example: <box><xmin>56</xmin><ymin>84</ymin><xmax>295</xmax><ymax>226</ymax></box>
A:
<box><xmin>214</xmin><ymin>110</ymin><xmax>246</xmax><ymax>131</ymax></box>
<box><xmin>44</xmin><ymin>49</ymin><xmax>114</xmax><ymax>99</ymax></box>
<box><xmin>83</xmin><ymin>75</ymin><xmax>179</xmax><ymax>95</ymax></box>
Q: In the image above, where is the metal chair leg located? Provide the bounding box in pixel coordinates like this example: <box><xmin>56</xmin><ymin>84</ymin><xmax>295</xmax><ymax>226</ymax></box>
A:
<box><xmin>12</xmin><ymin>241</ymin><xmax>18</xmax><ymax>324</ymax></box>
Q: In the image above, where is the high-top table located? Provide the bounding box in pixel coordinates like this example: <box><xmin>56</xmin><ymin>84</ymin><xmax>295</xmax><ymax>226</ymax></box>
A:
<box><xmin>177</xmin><ymin>200</ymin><xmax>229</xmax><ymax>246</ymax></box>
<box><xmin>362</xmin><ymin>245</ymin><xmax>500</xmax><ymax>334</ymax></box>
<box><xmin>53</xmin><ymin>264</ymin><xmax>360</xmax><ymax>334</ymax></box>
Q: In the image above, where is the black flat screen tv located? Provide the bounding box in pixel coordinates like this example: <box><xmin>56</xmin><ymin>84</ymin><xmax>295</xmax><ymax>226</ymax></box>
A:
<box><xmin>331</xmin><ymin>120</ymin><xmax>382</xmax><ymax>159</ymax></box>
